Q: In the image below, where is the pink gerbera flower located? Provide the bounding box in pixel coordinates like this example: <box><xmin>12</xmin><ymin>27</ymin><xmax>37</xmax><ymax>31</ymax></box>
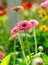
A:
<box><xmin>11</xmin><ymin>6</ymin><xmax>23</xmax><ymax>11</ymax></box>
<box><xmin>0</xmin><ymin>52</ymin><xmax>5</xmax><ymax>58</ymax></box>
<box><xmin>41</xmin><ymin>1</ymin><xmax>48</xmax><ymax>7</ymax></box>
<box><xmin>29</xmin><ymin>19</ymin><xmax>39</xmax><ymax>27</ymax></box>
<box><xmin>18</xmin><ymin>20</ymin><xmax>32</xmax><ymax>31</ymax></box>
<box><xmin>10</xmin><ymin>26</ymin><xmax>19</xmax><ymax>34</ymax></box>
<box><xmin>9</xmin><ymin>33</ymin><xmax>19</xmax><ymax>40</ymax></box>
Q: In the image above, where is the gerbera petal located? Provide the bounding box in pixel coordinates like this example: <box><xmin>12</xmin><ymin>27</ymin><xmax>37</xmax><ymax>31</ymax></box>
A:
<box><xmin>22</xmin><ymin>2</ymin><xmax>32</xmax><ymax>10</ymax></box>
<box><xmin>9</xmin><ymin>33</ymin><xmax>19</xmax><ymax>40</ymax></box>
<box><xmin>29</xmin><ymin>19</ymin><xmax>39</xmax><ymax>27</ymax></box>
<box><xmin>10</xmin><ymin>26</ymin><xmax>19</xmax><ymax>34</ymax></box>
<box><xmin>41</xmin><ymin>1</ymin><xmax>48</xmax><ymax>7</ymax></box>
<box><xmin>39</xmin><ymin>25</ymin><xmax>48</xmax><ymax>32</ymax></box>
<box><xmin>18</xmin><ymin>20</ymin><xmax>32</xmax><ymax>31</ymax></box>
<box><xmin>0</xmin><ymin>52</ymin><xmax>5</xmax><ymax>58</ymax></box>
<box><xmin>11</xmin><ymin>6</ymin><xmax>23</xmax><ymax>11</ymax></box>
<box><xmin>0</xmin><ymin>6</ymin><xmax>8</xmax><ymax>16</ymax></box>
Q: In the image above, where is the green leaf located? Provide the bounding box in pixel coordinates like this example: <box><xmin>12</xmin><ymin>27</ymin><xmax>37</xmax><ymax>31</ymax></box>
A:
<box><xmin>40</xmin><ymin>53</ymin><xmax>48</xmax><ymax>65</ymax></box>
<box><xmin>19</xmin><ymin>53</ymin><xmax>34</xmax><ymax>65</ymax></box>
<box><xmin>0</xmin><ymin>53</ymin><xmax>12</xmax><ymax>65</ymax></box>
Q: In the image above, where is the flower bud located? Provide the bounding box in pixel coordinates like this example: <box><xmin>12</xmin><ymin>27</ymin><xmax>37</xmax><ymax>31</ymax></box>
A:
<box><xmin>38</xmin><ymin>46</ymin><xmax>43</xmax><ymax>52</ymax></box>
<box><xmin>0</xmin><ymin>52</ymin><xmax>5</xmax><ymax>58</ymax></box>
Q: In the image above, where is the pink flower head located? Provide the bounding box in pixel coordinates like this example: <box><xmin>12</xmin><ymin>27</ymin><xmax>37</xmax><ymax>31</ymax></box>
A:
<box><xmin>41</xmin><ymin>1</ymin><xmax>48</xmax><ymax>7</ymax></box>
<box><xmin>0</xmin><ymin>52</ymin><xmax>5</xmax><ymax>58</ymax></box>
<box><xmin>11</xmin><ymin>6</ymin><xmax>23</xmax><ymax>11</ymax></box>
<box><xmin>10</xmin><ymin>26</ymin><xmax>19</xmax><ymax>34</ymax></box>
<box><xmin>32</xmin><ymin>58</ymin><xmax>43</xmax><ymax>65</ymax></box>
<box><xmin>29</xmin><ymin>19</ymin><xmax>39</xmax><ymax>27</ymax></box>
<box><xmin>18</xmin><ymin>20</ymin><xmax>32</xmax><ymax>31</ymax></box>
<box><xmin>9</xmin><ymin>33</ymin><xmax>19</xmax><ymax>40</ymax></box>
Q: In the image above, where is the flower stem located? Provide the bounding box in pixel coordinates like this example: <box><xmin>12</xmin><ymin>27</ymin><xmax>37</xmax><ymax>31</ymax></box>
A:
<box><xmin>0</xmin><ymin>16</ymin><xmax>3</xmax><ymax>27</ymax></box>
<box><xmin>25</xmin><ymin>32</ymin><xmax>30</xmax><ymax>55</ymax></box>
<box><xmin>33</xmin><ymin>27</ymin><xmax>37</xmax><ymax>54</ymax></box>
<box><xmin>0</xmin><ymin>46</ymin><xmax>6</xmax><ymax>53</ymax></box>
<box><xmin>13</xmin><ymin>39</ymin><xmax>16</xmax><ymax>65</ymax></box>
<box><xmin>19</xmin><ymin>36</ymin><xmax>27</xmax><ymax>65</ymax></box>
<box><xmin>25</xmin><ymin>32</ymin><xmax>32</xmax><ymax>65</ymax></box>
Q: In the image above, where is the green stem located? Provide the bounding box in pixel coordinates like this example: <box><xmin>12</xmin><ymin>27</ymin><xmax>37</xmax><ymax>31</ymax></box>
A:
<box><xmin>19</xmin><ymin>37</ymin><xmax>27</xmax><ymax>65</ymax></box>
<box><xmin>33</xmin><ymin>27</ymin><xmax>37</xmax><ymax>54</ymax></box>
<box><xmin>25</xmin><ymin>32</ymin><xmax>30</xmax><ymax>55</ymax></box>
<box><xmin>25</xmin><ymin>32</ymin><xmax>32</xmax><ymax>65</ymax></box>
<box><xmin>13</xmin><ymin>39</ymin><xmax>16</xmax><ymax>65</ymax></box>
<box><xmin>0</xmin><ymin>46</ymin><xmax>6</xmax><ymax>53</ymax></box>
<box><xmin>0</xmin><ymin>16</ymin><xmax>3</xmax><ymax>27</ymax></box>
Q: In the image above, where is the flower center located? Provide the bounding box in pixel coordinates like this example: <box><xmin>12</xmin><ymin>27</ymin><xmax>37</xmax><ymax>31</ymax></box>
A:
<box><xmin>31</xmin><ymin>22</ymin><xmax>34</xmax><ymax>24</ymax></box>
<box><xmin>23</xmin><ymin>24</ymin><xmax>26</xmax><ymax>27</ymax></box>
<box><xmin>42</xmin><ymin>28</ymin><xmax>45</xmax><ymax>31</ymax></box>
<box><xmin>14</xmin><ymin>30</ymin><xmax>16</xmax><ymax>32</ymax></box>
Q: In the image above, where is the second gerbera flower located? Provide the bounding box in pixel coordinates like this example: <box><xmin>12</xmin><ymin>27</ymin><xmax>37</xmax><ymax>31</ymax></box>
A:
<box><xmin>29</xmin><ymin>19</ymin><xmax>39</xmax><ymax>27</ymax></box>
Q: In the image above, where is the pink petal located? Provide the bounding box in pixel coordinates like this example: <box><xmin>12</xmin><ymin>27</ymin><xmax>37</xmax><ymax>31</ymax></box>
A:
<box><xmin>10</xmin><ymin>26</ymin><xmax>19</xmax><ymax>34</ymax></box>
<box><xmin>11</xmin><ymin>6</ymin><xmax>23</xmax><ymax>11</ymax></box>
<box><xmin>9</xmin><ymin>33</ymin><xmax>19</xmax><ymax>40</ymax></box>
<box><xmin>41</xmin><ymin>1</ymin><xmax>48</xmax><ymax>7</ymax></box>
<box><xmin>0</xmin><ymin>52</ymin><xmax>5</xmax><ymax>58</ymax></box>
<box><xmin>29</xmin><ymin>19</ymin><xmax>39</xmax><ymax>27</ymax></box>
